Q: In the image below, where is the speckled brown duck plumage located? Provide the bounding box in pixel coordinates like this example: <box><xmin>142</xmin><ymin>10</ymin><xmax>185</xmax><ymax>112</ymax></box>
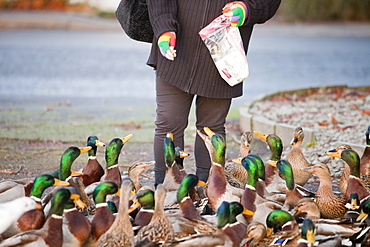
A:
<box><xmin>285</xmin><ymin>127</ymin><xmax>312</xmax><ymax>186</ymax></box>
<box><xmin>302</xmin><ymin>163</ymin><xmax>347</xmax><ymax>219</ymax></box>
<box><xmin>136</xmin><ymin>184</ymin><xmax>175</xmax><ymax>245</ymax></box>
<box><xmin>96</xmin><ymin>179</ymin><xmax>135</xmax><ymax>247</ymax></box>
<box><xmin>224</xmin><ymin>131</ymin><xmax>252</xmax><ymax>188</ymax></box>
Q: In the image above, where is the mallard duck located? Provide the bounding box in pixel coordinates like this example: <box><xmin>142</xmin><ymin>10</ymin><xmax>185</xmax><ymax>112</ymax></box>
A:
<box><xmin>224</xmin><ymin>131</ymin><xmax>252</xmax><ymax>188</ymax></box>
<box><xmin>136</xmin><ymin>184</ymin><xmax>175</xmax><ymax>245</ymax></box>
<box><xmin>219</xmin><ymin>201</ymin><xmax>252</xmax><ymax>247</ymax></box>
<box><xmin>0</xmin><ymin>188</ymin><xmax>79</xmax><ymax>247</ymax></box>
<box><xmin>101</xmin><ymin>134</ymin><xmax>133</xmax><ymax>186</ymax></box>
<box><xmin>253</xmin><ymin>131</ymin><xmax>287</xmax><ymax>193</ymax></box>
<box><xmin>197</xmin><ymin>127</ymin><xmax>244</xmax><ymax>212</ymax></box>
<box><xmin>175</xmin><ymin>174</ymin><xmax>216</xmax><ymax>235</ymax></box>
<box><xmin>250</xmin><ymin>209</ymin><xmax>299</xmax><ymax>246</ymax></box>
<box><xmin>80</xmin><ymin>135</ymin><xmax>106</xmax><ymax>187</ymax></box>
<box><xmin>328</xmin><ymin>144</ymin><xmax>352</xmax><ymax>195</ymax></box>
<box><xmin>1</xmin><ymin>174</ymin><xmax>69</xmax><ymax>238</ymax></box>
<box><xmin>62</xmin><ymin>187</ymin><xmax>90</xmax><ymax>247</ymax></box>
<box><xmin>88</xmin><ymin>181</ymin><xmax>121</xmax><ymax>245</ymax></box>
<box><xmin>0</xmin><ymin>197</ymin><xmax>42</xmax><ymax>235</ymax></box>
<box><xmin>285</xmin><ymin>127</ymin><xmax>312</xmax><ymax>186</ymax></box>
<box><xmin>244</xmin><ymin>221</ymin><xmax>267</xmax><ymax>247</ymax></box>
<box><xmin>96</xmin><ymin>179</ymin><xmax>135</xmax><ymax>247</ymax></box>
<box><xmin>131</xmin><ymin>187</ymin><xmax>155</xmax><ymax>229</ymax></box>
<box><xmin>125</xmin><ymin>161</ymin><xmax>155</xmax><ymax>191</ymax></box>
<box><xmin>361</xmin><ymin>126</ymin><xmax>370</xmax><ymax>180</ymax></box>
<box><xmin>326</xmin><ymin>147</ymin><xmax>370</xmax><ymax>200</ymax></box>
<box><xmin>52</xmin><ymin>146</ymin><xmax>92</xmax><ymax>181</ymax></box>
<box><xmin>295</xmin><ymin>219</ymin><xmax>319</xmax><ymax>247</ymax></box>
<box><xmin>239</xmin><ymin>155</ymin><xmax>282</xmax><ymax>226</ymax></box>
<box><xmin>293</xmin><ymin>198</ymin><xmax>321</xmax><ymax>222</ymax></box>
<box><xmin>274</xmin><ymin>159</ymin><xmax>305</xmax><ymax>211</ymax></box>
<box><xmin>302</xmin><ymin>162</ymin><xmax>347</xmax><ymax>219</ymax></box>
<box><xmin>163</xmin><ymin>133</ymin><xmax>188</xmax><ymax>206</ymax></box>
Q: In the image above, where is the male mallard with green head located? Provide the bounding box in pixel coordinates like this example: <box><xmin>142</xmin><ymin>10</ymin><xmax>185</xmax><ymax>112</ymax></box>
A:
<box><xmin>0</xmin><ymin>188</ymin><xmax>80</xmax><ymax>247</ymax></box>
<box><xmin>101</xmin><ymin>134</ymin><xmax>133</xmax><ymax>186</ymax></box>
<box><xmin>326</xmin><ymin>148</ymin><xmax>370</xmax><ymax>200</ymax></box>
<box><xmin>1</xmin><ymin>174</ymin><xmax>69</xmax><ymax>238</ymax></box>
<box><xmin>197</xmin><ymin>127</ymin><xmax>243</xmax><ymax>212</ymax></box>
<box><xmin>80</xmin><ymin>135</ymin><xmax>105</xmax><ymax>187</ymax></box>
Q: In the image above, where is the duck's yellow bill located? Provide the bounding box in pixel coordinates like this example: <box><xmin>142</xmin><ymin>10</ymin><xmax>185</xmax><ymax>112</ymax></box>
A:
<box><xmin>253</xmin><ymin>131</ymin><xmax>268</xmax><ymax>141</ymax></box>
<box><xmin>95</xmin><ymin>140</ymin><xmax>106</xmax><ymax>147</ymax></box>
<box><xmin>53</xmin><ymin>178</ymin><xmax>70</xmax><ymax>187</ymax></box>
<box><xmin>121</xmin><ymin>134</ymin><xmax>133</xmax><ymax>144</ymax></box>
<box><xmin>70</xmin><ymin>170</ymin><xmax>84</xmax><ymax>177</ymax></box>
<box><xmin>79</xmin><ymin>146</ymin><xmax>92</xmax><ymax>154</ymax></box>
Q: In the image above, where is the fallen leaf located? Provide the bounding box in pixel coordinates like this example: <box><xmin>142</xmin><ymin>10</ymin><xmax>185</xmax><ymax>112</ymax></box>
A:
<box><xmin>331</xmin><ymin>115</ymin><xmax>338</xmax><ymax>125</ymax></box>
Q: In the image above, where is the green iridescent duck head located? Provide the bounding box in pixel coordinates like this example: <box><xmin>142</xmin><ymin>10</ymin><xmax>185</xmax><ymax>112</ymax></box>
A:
<box><xmin>106</xmin><ymin>201</ymin><xmax>118</xmax><ymax>213</ymax></box>
<box><xmin>197</xmin><ymin>127</ymin><xmax>226</xmax><ymax>166</ymax></box>
<box><xmin>217</xmin><ymin>201</ymin><xmax>230</xmax><ymax>229</ymax></box>
<box><xmin>105</xmin><ymin>134</ymin><xmax>133</xmax><ymax>168</ymax></box>
<box><xmin>48</xmin><ymin>188</ymin><xmax>82</xmax><ymax>217</ymax></box>
<box><xmin>58</xmin><ymin>146</ymin><xmax>92</xmax><ymax>181</ymax></box>
<box><xmin>266</xmin><ymin>209</ymin><xmax>294</xmax><ymax>236</ymax></box>
<box><xmin>87</xmin><ymin>135</ymin><xmax>105</xmax><ymax>157</ymax></box>
<box><xmin>254</xmin><ymin>131</ymin><xmax>283</xmax><ymax>163</ymax></box>
<box><xmin>93</xmin><ymin>181</ymin><xmax>120</xmax><ymax>204</ymax></box>
<box><xmin>63</xmin><ymin>187</ymin><xmax>86</xmax><ymax>210</ymax></box>
<box><xmin>228</xmin><ymin>201</ymin><xmax>254</xmax><ymax>224</ymax></box>
<box><xmin>301</xmin><ymin>219</ymin><xmax>316</xmax><ymax>244</ymax></box>
<box><xmin>276</xmin><ymin>159</ymin><xmax>295</xmax><ymax>190</ymax></box>
<box><xmin>164</xmin><ymin>133</ymin><xmax>176</xmax><ymax>168</ymax></box>
<box><xmin>326</xmin><ymin>148</ymin><xmax>360</xmax><ymax>177</ymax></box>
<box><xmin>175</xmin><ymin>146</ymin><xmax>190</xmax><ymax>170</ymax></box>
<box><xmin>241</xmin><ymin>156</ymin><xmax>258</xmax><ymax>188</ymax></box>
<box><xmin>135</xmin><ymin>188</ymin><xmax>155</xmax><ymax>210</ymax></box>
<box><xmin>30</xmin><ymin>174</ymin><xmax>70</xmax><ymax>199</ymax></box>
<box><xmin>177</xmin><ymin>174</ymin><xmax>206</xmax><ymax>203</ymax></box>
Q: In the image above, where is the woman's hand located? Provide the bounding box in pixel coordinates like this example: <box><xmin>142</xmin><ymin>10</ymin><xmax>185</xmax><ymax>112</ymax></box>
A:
<box><xmin>158</xmin><ymin>31</ymin><xmax>177</xmax><ymax>61</ymax></box>
<box><xmin>222</xmin><ymin>1</ymin><xmax>248</xmax><ymax>27</ymax></box>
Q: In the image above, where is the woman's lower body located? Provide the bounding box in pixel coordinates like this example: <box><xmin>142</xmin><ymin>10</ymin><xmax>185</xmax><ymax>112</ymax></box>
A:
<box><xmin>154</xmin><ymin>76</ymin><xmax>232</xmax><ymax>187</ymax></box>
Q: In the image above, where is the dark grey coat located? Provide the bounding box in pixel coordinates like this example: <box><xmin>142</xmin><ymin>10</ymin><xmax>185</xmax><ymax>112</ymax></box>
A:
<box><xmin>147</xmin><ymin>0</ymin><xmax>281</xmax><ymax>98</ymax></box>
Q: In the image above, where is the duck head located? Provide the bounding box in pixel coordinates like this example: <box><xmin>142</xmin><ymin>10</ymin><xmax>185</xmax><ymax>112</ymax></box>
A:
<box><xmin>254</xmin><ymin>131</ymin><xmax>283</xmax><ymax>162</ymax></box>
<box><xmin>105</xmin><ymin>134</ymin><xmax>133</xmax><ymax>169</ymax></box>
<box><xmin>266</xmin><ymin>209</ymin><xmax>294</xmax><ymax>236</ymax></box>
<box><xmin>164</xmin><ymin>133</ymin><xmax>176</xmax><ymax>168</ymax></box>
<box><xmin>197</xmin><ymin>127</ymin><xmax>226</xmax><ymax>166</ymax></box>
<box><xmin>176</xmin><ymin>174</ymin><xmax>206</xmax><ymax>203</ymax></box>
<box><xmin>30</xmin><ymin>174</ymin><xmax>70</xmax><ymax>199</ymax></box>
<box><xmin>59</xmin><ymin>146</ymin><xmax>92</xmax><ymax>181</ymax></box>
<box><xmin>87</xmin><ymin>135</ymin><xmax>105</xmax><ymax>157</ymax></box>
<box><xmin>326</xmin><ymin>148</ymin><xmax>360</xmax><ymax>177</ymax></box>
<box><xmin>92</xmin><ymin>181</ymin><xmax>120</xmax><ymax>204</ymax></box>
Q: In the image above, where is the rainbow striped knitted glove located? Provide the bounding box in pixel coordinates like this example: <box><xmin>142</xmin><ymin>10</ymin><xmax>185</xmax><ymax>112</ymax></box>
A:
<box><xmin>222</xmin><ymin>1</ymin><xmax>248</xmax><ymax>27</ymax></box>
<box><xmin>158</xmin><ymin>31</ymin><xmax>177</xmax><ymax>61</ymax></box>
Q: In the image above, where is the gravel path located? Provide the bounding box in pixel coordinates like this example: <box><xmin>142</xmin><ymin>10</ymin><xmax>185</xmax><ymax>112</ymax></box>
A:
<box><xmin>247</xmin><ymin>87</ymin><xmax>370</xmax><ymax>189</ymax></box>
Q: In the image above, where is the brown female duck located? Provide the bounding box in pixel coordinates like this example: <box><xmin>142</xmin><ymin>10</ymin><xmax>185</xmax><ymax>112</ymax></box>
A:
<box><xmin>302</xmin><ymin>163</ymin><xmax>347</xmax><ymax>219</ymax></box>
<box><xmin>224</xmin><ymin>131</ymin><xmax>252</xmax><ymax>188</ymax></box>
<box><xmin>136</xmin><ymin>184</ymin><xmax>175</xmax><ymax>245</ymax></box>
<box><xmin>285</xmin><ymin>127</ymin><xmax>312</xmax><ymax>186</ymax></box>
<box><xmin>96</xmin><ymin>179</ymin><xmax>135</xmax><ymax>247</ymax></box>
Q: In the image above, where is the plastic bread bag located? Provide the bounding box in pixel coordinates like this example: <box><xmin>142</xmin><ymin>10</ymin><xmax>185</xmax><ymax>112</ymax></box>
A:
<box><xmin>199</xmin><ymin>15</ymin><xmax>249</xmax><ymax>86</ymax></box>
